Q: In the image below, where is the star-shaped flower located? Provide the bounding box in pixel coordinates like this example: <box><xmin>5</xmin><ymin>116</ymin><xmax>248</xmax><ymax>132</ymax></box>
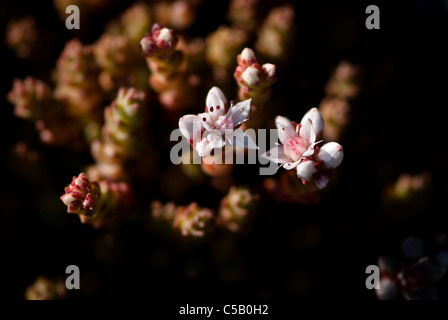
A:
<box><xmin>261</xmin><ymin>108</ymin><xmax>343</xmax><ymax>189</ymax></box>
<box><xmin>179</xmin><ymin>86</ymin><xmax>257</xmax><ymax>157</ymax></box>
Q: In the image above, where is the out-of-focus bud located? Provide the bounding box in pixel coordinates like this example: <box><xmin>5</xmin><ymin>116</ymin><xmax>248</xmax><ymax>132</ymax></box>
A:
<box><xmin>228</xmin><ymin>0</ymin><xmax>260</xmax><ymax>33</ymax></box>
<box><xmin>206</xmin><ymin>26</ymin><xmax>248</xmax><ymax>84</ymax></box>
<box><xmin>94</xmin><ymin>34</ymin><xmax>147</xmax><ymax>92</ymax></box>
<box><xmin>154</xmin><ymin>0</ymin><xmax>197</xmax><ymax>31</ymax></box>
<box><xmin>255</xmin><ymin>5</ymin><xmax>296</xmax><ymax>64</ymax></box>
<box><xmin>53</xmin><ymin>39</ymin><xmax>103</xmax><ymax>123</ymax></box>
<box><xmin>151</xmin><ymin>201</ymin><xmax>215</xmax><ymax>239</ymax></box>
<box><xmin>7</xmin><ymin>77</ymin><xmax>52</xmax><ymax>119</ymax></box>
<box><xmin>24</xmin><ymin>276</ymin><xmax>66</xmax><ymax>300</ymax></box>
<box><xmin>7</xmin><ymin>77</ymin><xmax>84</xmax><ymax>147</ymax></box>
<box><xmin>90</xmin><ymin>87</ymin><xmax>155</xmax><ymax>180</ymax></box>
<box><xmin>106</xmin><ymin>2</ymin><xmax>152</xmax><ymax>44</ymax></box>
<box><xmin>382</xmin><ymin>171</ymin><xmax>432</xmax><ymax>219</ymax></box>
<box><xmin>173</xmin><ymin>202</ymin><xmax>214</xmax><ymax>238</ymax></box>
<box><xmin>325</xmin><ymin>61</ymin><xmax>362</xmax><ymax>100</ymax></box>
<box><xmin>218</xmin><ymin>186</ymin><xmax>259</xmax><ymax>233</ymax></box>
<box><xmin>319</xmin><ymin>97</ymin><xmax>351</xmax><ymax>142</ymax></box>
<box><xmin>6</xmin><ymin>16</ymin><xmax>37</xmax><ymax>59</ymax></box>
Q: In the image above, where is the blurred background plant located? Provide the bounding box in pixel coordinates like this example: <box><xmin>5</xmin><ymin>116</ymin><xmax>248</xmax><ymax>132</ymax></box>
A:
<box><xmin>1</xmin><ymin>0</ymin><xmax>447</xmax><ymax>301</ymax></box>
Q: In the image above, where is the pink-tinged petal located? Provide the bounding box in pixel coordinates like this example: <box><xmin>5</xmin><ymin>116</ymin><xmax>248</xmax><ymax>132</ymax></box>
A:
<box><xmin>206</xmin><ymin>86</ymin><xmax>227</xmax><ymax>121</ymax></box>
<box><xmin>206</xmin><ymin>129</ymin><xmax>225</xmax><ymax>149</ymax></box>
<box><xmin>239</xmin><ymin>47</ymin><xmax>257</xmax><ymax>66</ymax></box>
<box><xmin>195</xmin><ymin>139</ymin><xmax>213</xmax><ymax>157</ymax></box>
<box><xmin>300</xmin><ymin>108</ymin><xmax>324</xmax><ymax>139</ymax></box>
<box><xmin>299</xmin><ymin>118</ymin><xmax>316</xmax><ymax>144</ymax></box>
<box><xmin>275</xmin><ymin>115</ymin><xmax>297</xmax><ymax>145</ymax></box>
<box><xmin>317</xmin><ymin>142</ymin><xmax>344</xmax><ymax>169</ymax></box>
<box><xmin>296</xmin><ymin>161</ymin><xmax>317</xmax><ymax>181</ymax></box>
<box><xmin>227</xmin><ymin>99</ymin><xmax>251</xmax><ymax>126</ymax></box>
<box><xmin>302</xmin><ymin>140</ymin><xmax>322</xmax><ymax>158</ymax></box>
<box><xmin>241</xmin><ymin>66</ymin><xmax>261</xmax><ymax>87</ymax></box>
<box><xmin>229</xmin><ymin>129</ymin><xmax>258</xmax><ymax>149</ymax></box>
<box><xmin>198</xmin><ymin>112</ymin><xmax>214</xmax><ymax>130</ymax></box>
<box><xmin>179</xmin><ymin>115</ymin><xmax>202</xmax><ymax>146</ymax></box>
<box><xmin>260</xmin><ymin>146</ymin><xmax>291</xmax><ymax>164</ymax></box>
<box><xmin>262</xmin><ymin>63</ymin><xmax>276</xmax><ymax>81</ymax></box>
<box><xmin>283</xmin><ymin>159</ymin><xmax>301</xmax><ymax>170</ymax></box>
<box><xmin>315</xmin><ymin>175</ymin><xmax>330</xmax><ymax>189</ymax></box>
<box><xmin>155</xmin><ymin>28</ymin><xmax>175</xmax><ymax>46</ymax></box>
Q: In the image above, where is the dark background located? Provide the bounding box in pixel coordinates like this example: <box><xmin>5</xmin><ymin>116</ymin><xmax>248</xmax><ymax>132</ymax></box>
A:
<box><xmin>1</xmin><ymin>0</ymin><xmax>447</xmax><ymax>302</ymax></box>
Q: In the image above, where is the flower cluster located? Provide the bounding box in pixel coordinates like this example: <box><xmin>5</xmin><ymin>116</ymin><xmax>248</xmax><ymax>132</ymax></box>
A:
<box><xmin>24</xmin><ymin>276</ymin><xmax>66</xmax><ymax>300</ymax></box>
<box><xmin>7</xmin><ymin>77</ymin><xmax>83</xmax><ymax>147</ymax></box>
<box><xmin>318</xmin><ymin>61</ymin><xmax>362</xmax><ymax>142</ymax></box>
<box><xmin>377</xmin><ymin>236</ymin><xmax>448</xmax><ymax>300</ymax></box>
<box><xmin>53</xmin><ymin>39</ymin><xmax>103</xmax><ymax>124</ymax></box>
<box><xmin>89</xmin><ymin>87</ymin><xmax>155</xmax><ymax>181</ymax></box>
<box><xmin>218</xmin><ymin>186</ymin><xmax>259</xmax><ymax>233</ymax></box>
<box><xmin>206</xmin><ymin>26</ymin><xmax>248</xmax><ymax>84</ymax></box>
<box><xmin>141</xmin><ymin>23</ymin><xmax>200</xmax><ymax>111</ymax></box>
<box><xmin>255</xmin><ymin>4</ymin><xmax>296</xmax><ymax>64</ymax></box>
<box><xmin>234</xmin><ymin>47</ymin><xmax>276</xmax><ymax>106</ymax></box>
<box><xmin>151</xmin><ymin>201</ymin><xmax>214</xmax><ymax>239</ymax></box>
<box><xmin>262</xmin><ymin>108</ymin><xmax>343</xmax><ymax>189</ymax></box>
<box><xmin>60</xmin><ymin>172</ymin><xmax>132</xmax><ymax>228</ymax></box>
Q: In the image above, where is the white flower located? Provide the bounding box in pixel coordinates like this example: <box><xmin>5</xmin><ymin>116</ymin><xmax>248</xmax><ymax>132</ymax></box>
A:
<box><xmin>261</xmin><ymin>107</ymin><xmax>343</xmax><ymax>189</ymax></box>
<box><xmin>179</xmin><ymin>86</ymin><xmax>257</xmax><ymax>157</ymax></box>
<box><xmin>262</xmin><ymin>108</ymin><xmax>323</xmax><ymax>170</ymax></box>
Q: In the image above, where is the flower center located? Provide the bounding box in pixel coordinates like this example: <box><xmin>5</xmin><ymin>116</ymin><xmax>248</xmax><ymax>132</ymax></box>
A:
<box><xmin>284</xmin><ymin>136</ymin><xmax>309</xmax><ymax>162</ymax></box>
<box><xmin>214</xmin><ymin>116</ymin><xmax>234</xmax><ymax>134</ymax></box>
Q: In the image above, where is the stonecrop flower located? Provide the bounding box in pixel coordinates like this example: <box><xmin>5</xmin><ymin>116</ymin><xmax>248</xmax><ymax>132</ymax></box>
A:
<box><xmin>179</xmin><ymin>86</ymin><xmax>257</xmax><ymax>157</ymax></box>
<box><xmin>60</xmin><ymin>173</ymin><xmax>100</xmax><ymax>217</ymax></box>
<box><xmin>261</xmin><ymin>108</ymin><xmax>344</xmax><ymax>189</ymax></box>
<box><xmin>140</xmin><ymin>23</ymin><xmax>178</xmax><ymax>59</ymax></box>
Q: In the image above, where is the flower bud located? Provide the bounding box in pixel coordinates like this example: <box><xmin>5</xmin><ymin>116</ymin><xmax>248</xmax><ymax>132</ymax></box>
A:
<box><xmin>60</xmin><ymin>173</ymin><xmax>100</xmax><ymax>217</ymax></box>
<box><xmin>238</xmin><ymin>47</ymin><xmax>257</xmax><ymax>67</ymax></box>
<box><xmin>317</xmin><ymin>142</ymin><xmax>344</xmax><ymax>169</ymax></box>
<box><xmin>241</xmin><ymin>66</ymin><xmax>261</xmax><ymax>87</ymax></box>
<box><xmin>262</xmin><ymin>63</ymin><xmax>276</xmax><ymax>81</ymax></box>
<box><xmin>173</xmin><ymin>202</ymin><xmax>214</xmax><ymax>238</ymax></box>
<box><xmin>218</xmin><ymin>186</ymin><xmax>259</xmax><ymax>233</ymax></box>
<box><xmin>296</xmin><ymin>160</ymin><xmax>318</xmax><ymax>182</ymax></box>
